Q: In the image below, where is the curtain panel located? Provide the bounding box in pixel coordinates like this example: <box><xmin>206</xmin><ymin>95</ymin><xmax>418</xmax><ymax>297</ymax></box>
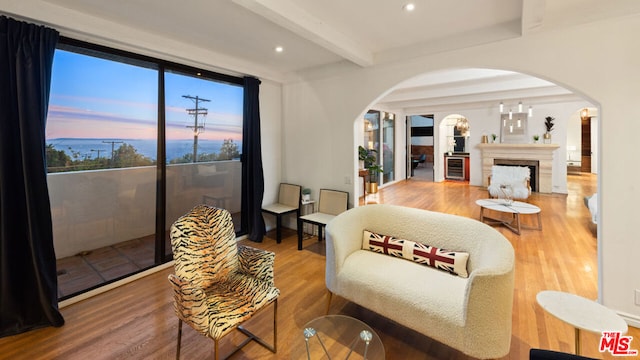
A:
<box><xmin>0</xmin><ymin>16</ymin><xmax>64</xmax><ymax>337</ymax></box>
<box><xmin>241</xmin><ymin>76</ymin><xmax>266</xmax><ymax>242</ymax></box>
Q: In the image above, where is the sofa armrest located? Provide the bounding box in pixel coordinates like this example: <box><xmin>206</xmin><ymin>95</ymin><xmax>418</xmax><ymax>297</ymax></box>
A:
<box><xmin>325</xmin><ymin>208</ymin><xmax>367</xmax><ymax>291</ymax></box>
<box><xmin>237</xmin><ymin>245</ymin><xmax>276</xmax><ymax>285</ymax></box>
<box><xmin>462</xmin><ymin>251</ymin><xmax>515</xmax><ymax>357</ymax></box>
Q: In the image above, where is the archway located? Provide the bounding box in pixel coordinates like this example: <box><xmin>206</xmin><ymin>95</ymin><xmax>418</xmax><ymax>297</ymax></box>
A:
<box><xmin>353</xmin><ymin>68</ymin><xmax>598</xmax><ymax>195</ymax></box>
<box><xmin>352</xmin><ymin>66</ymin><xmax>601</xmax><ymax>293</ymax></box>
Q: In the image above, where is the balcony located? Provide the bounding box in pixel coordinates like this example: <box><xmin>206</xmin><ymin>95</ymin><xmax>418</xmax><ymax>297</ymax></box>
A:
<box><xmin>48</xmin><ymin>161</ymin><xmax>242</xmax><ymax>298</ymax></box>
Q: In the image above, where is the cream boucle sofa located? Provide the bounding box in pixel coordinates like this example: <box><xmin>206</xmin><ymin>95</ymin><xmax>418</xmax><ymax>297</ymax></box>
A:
<box><xmin>325</xmin><ymin>204</ymin><xmax>515</xmax><ymax>359</ymax></box>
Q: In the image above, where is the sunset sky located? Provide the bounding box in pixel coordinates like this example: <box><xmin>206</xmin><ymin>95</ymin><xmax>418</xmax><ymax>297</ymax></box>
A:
<box><xmin>46</xmin><ymin>50</ymin><xmax>243</xmax><ymax>141</ymax></box>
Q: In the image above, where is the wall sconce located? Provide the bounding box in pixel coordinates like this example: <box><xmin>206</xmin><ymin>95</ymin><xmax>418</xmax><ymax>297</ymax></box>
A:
<box><xmin>581</xmin><ymin>108</ymin><xmax>589</xmax><ymax>119</ymax></box>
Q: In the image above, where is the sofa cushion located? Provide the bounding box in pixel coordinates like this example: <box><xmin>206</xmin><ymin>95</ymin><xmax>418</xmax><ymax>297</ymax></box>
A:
<box><xmin>363</xmin><ymin>230</ymin><xmax>469</xmax><ymax>278</ymax></box>
<box><xmin>336</xmin><ymin>250</ymin><xmax>468</xmax><ymax>331</ymax></box>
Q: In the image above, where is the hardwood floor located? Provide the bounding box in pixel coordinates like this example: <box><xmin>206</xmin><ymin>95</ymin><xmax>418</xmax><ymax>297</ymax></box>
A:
<box><xmin>2</xmin><ymin>174</ymin><xmax>638</xmax><ymax>359</ymax></box>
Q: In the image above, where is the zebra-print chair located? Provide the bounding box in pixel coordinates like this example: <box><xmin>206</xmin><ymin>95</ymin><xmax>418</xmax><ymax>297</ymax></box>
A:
<box><xmin>168</xmin><ymin>205</ymin><xmax>279</xmax><ymax>360</ymax></box>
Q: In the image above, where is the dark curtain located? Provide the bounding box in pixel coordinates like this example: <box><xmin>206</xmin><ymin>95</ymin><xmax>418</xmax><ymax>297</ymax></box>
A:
<box><xmin>0</xmin><ymin>16</ymin><xmax>64</xmax><ymax>337</ymax></box>
<box><xmin>241</xmin><ymin>76</ymin><xmax>266</xmax><ymax>242</ymax></box>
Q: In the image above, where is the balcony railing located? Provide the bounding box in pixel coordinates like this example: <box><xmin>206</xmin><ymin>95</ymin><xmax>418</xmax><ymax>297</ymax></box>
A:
<box><xmin>48</xmin><ymin>161</ymin><xmax>241</xmax><ymax>259</ymax></box>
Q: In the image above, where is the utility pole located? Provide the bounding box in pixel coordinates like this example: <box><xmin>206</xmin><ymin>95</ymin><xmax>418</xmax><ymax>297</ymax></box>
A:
<box><xmin>102</xmin><ymin>140</ymin><xmax>123</xmax><ymax>165</ymax></box>
<box><xmin>91</xmin><ymin>148</ymin><xmax>105</xmax><ymax>159</ymax></box>
<box><xmin>182</xmin><ymin>95</ymin><xmax>210</xmax><ymax>162</ymax></box>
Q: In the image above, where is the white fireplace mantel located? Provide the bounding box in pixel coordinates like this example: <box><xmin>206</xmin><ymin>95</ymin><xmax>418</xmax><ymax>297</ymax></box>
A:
<box><xmin>478</xmin><ymin>143</ymin><xmax>560</xmax><ymax>193</ymax></box>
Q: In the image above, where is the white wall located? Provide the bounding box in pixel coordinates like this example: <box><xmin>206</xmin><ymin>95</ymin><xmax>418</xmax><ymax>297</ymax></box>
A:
<box><xmin>257</xmin><ymin>80</ymin><xmax>284</xmax><ymax>230</ymax></box>
<box><xmin>281</xmin><ymin>16</ymin><xmax>640</xmax><ymax>325</ymax></box>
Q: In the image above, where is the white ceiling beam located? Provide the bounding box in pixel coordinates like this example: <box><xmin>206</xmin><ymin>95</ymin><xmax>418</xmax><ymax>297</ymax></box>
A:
<box><xmin>232</xmin><ymin>0</ymin><xmax>373</xmax><ymax>67</ymax></box>
<box><xmin>385</xmin><ymin>76</ymin><xmax>557</xmax><ymax>103</ymax></box>
<box><xmin>521</xmin><ymin>0</ymin><xmax>547</xmax><ymax>35</ymax></box>
<box><xmin>379</xmin><ymin>86</ymin><xmax>575</xmax><ymax>111</ymax></box>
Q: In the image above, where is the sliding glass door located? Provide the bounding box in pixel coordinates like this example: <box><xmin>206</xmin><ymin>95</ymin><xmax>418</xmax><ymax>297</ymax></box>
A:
<box><xmin>164</xmin><ymin>70</ymin><xmax>244</xmax><ymax>232</ymax></box>
<box><xmin>46</xmin><ymin>40</ymin><xmax>245</xmax><ymax>299</ymax></box>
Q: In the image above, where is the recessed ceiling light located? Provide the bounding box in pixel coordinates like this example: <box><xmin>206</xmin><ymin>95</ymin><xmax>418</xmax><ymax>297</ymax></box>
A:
<box><xmin>275</xmin><ymin>46</ymin><xmax>284</xmax><ymax>53</ymax></box>
<box><xmin>403</xmin><ymin>3</ymin><xmax>415</xmax><ymax>11</ymax></box>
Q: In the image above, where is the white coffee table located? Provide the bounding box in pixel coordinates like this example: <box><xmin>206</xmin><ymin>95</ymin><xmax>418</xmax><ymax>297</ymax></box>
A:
<box><xmin>536</xmin><ymin>290</ymin><xmax>628</xmax><ymax>355</ymax></box>
<box><xmin>476</xmin><ymin>198</ymin><xmax>541</xmax><ymax>235</ymax></box>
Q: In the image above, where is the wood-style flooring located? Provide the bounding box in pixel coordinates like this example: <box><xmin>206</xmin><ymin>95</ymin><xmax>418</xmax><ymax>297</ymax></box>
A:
<box><xmin>2</xmin><ymin>174</ymin><xmax>638</xmax><ymax>360</ymax></box>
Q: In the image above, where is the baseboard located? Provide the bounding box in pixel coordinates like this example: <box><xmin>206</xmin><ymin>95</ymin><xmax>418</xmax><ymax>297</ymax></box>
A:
<box><xmin>59</xmin><ymin>261</ymin><xmax>174</xmax><ymax>309</ymax></box>
<box><xmin>618</xmin><ymin>310</ymin><xmax>640</xmax><ymax>329</ymax></box>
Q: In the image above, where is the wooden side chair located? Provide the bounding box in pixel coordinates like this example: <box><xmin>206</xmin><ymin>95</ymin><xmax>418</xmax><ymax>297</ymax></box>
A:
<box><xmin>168</xmin><ymin>205</ymin><xmax>279</xmax><ymax>360</ymax></box>
<box><xmin>297</xmin><ymin>189</ymin><xmax>348</xmax><ymax>250</ymax></box>
<box><xmin>261</xmin><ymin>183</ymin><xmax>302</xmax><ymax>243</ymax></box>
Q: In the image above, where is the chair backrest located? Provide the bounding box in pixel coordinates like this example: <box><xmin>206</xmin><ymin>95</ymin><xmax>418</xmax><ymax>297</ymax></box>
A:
<box><xmin>170</xmin><ymin>205</ymin><xmax>238</xmax><ymax>287</ymax></box>
<box><xmin>418</xmin><ymin>154</ymin><xmax>426</xmax><ymax>162</ymax></box>
<box><xmin>278</xmin><ymin>183</ymin><xmax>301</xmax><ymax>208</ymax></box>
<box><xmin>318</xmin><ymin>189</ymin><xmax>349</xmax><ymax>215</ymax></box>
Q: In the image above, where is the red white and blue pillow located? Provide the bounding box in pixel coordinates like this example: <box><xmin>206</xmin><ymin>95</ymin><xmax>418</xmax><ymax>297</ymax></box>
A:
<box><xmin>362</xmin><ymin>230</ymin><xmax>469</xmax><ymax>278</ymax></box>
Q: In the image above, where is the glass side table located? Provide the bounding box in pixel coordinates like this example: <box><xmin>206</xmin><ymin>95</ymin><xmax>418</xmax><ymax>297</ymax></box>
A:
<box><xmin>292</xmin><ymin>315</ymin><xmax>385</xmax><ymax>360</ymax></box>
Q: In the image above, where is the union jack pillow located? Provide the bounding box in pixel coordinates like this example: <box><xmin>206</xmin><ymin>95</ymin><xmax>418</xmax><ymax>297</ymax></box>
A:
<box><xmin>362</xmin><ymin>230</ymin><xmax>469</xmax><ymax>278</ymax></box>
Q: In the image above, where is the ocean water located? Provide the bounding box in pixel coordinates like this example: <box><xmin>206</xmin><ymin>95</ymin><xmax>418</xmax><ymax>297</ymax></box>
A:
<box><xmin>47</xmin><ymin>138</ymin><xmax>240</xmax><ymax>162</ymax></box>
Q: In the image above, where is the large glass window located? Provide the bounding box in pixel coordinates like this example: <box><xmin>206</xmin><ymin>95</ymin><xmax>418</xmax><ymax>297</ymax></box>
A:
<box><xmin>46</xmin><ymin>40</ymin><xmax>245</xmax><ymax>299</ymax></box>
<box><xmin>164</xmin><ymin>71</ymin><xmax>243</xmax><ymax>232</ymax></box>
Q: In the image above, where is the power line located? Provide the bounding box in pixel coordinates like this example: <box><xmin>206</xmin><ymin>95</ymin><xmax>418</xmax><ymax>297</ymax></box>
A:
<box><xmin>91</xmin><ymin>148</ymin><xmax>106</xmax><ymax>159</ymax></box>
<box><xmin>102</xmin><ymin>140</ymin><xmax>123</xmax><ymax>164</ymax></box>
<box><xmin>182</xmin><ymin>95</ymin><xmax>210</xmax><ymax>162</ymax></box>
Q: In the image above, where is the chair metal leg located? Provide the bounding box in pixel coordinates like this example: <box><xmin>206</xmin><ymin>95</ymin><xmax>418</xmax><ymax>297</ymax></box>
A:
<box><xmin>276</xmin><ymin>214</ymin><xmax>282</xmax><ymax>243</ymax></box>
<box><xmin>176</xmin><ymin>319</ymin><xmax>182</xmax><ymax>360</ymax></box>
<box><xmin>181</xmin><ymin>300</ymin><xmax>278</xmax><ymax>360</ymax></box>
<box><xmin>272</xmin><ymin>298</ymin><xmax>278</xmax><ymax>353</ymax></box>
<box><xmin>297</xmin><ymin>218</ymin><xmax>304</xmax><ymax>250</ymax></box>
<box><xmin>326</xmin><ymin>291</ymin><xmax>333</xmax><ymax>315</ymax></box>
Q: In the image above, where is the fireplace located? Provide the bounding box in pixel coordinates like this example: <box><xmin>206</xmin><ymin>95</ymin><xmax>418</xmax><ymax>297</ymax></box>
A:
<box><xmin>494</xmin><ymin>159</ymin><xmax>539</xmax><ymax>192</ymax></box>
<box><xmin>478</xmin><ymin>143</ymin><xmax>560</xmax><ymax>193</ymax></box>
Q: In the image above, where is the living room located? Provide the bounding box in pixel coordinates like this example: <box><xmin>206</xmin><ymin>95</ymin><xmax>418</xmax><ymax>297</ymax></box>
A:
<box><xmin>2</xmin><ymin>1</ymin><xmax>640</xmax><ymax>359</ymax></box>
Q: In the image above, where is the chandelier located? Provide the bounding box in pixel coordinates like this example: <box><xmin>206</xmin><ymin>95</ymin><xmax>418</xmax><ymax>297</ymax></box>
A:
<box><xmin>500</xmin><ymin>101</ymin><xmax>532</xmax><ymax>133</ymax></box>
<box><xmin>499</xmin><ymin>101</ymin><xmax>533</xmax><ymax>118</ymax></box>
<box><xmin>455</xmin><ymin>117</ymin><xmax>470</xmax><ymax>136</ymax></box>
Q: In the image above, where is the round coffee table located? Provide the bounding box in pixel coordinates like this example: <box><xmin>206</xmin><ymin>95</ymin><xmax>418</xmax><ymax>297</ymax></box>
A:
<box><xmin>476</xmin><ymin>198</ymin><xmax>541</xmax><ymax>235</ymax></box>
<box><xmin>292</xmin><ymin>315</ymin><xmax>385</xmax><ymax>360</ymax></box>
<box><xmin>536</xmin><ymin>290</ymin><xmax>628</xmax><ymax>355</ymax></box>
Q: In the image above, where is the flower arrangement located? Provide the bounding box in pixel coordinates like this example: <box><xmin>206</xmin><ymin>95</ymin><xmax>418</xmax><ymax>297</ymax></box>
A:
<box><xmin>447</xmin><ymin>137</ymin><xmax>456</xmax><ymax>153</ymax></box>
